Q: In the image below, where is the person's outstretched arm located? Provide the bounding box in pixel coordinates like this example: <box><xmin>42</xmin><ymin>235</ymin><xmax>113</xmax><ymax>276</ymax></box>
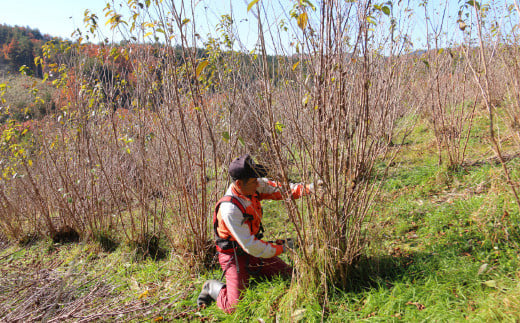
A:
<box><xmin>256</xmin><ymin>178</ymin><xmax>313</xmax><ymax>201</ymax></box>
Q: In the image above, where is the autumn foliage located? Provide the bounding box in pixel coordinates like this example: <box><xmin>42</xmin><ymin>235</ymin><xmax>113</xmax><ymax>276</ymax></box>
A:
<box><xmin>0</xmin><ymin>24</ymin><xmax>55</xmax><ymax>76</ymax></box>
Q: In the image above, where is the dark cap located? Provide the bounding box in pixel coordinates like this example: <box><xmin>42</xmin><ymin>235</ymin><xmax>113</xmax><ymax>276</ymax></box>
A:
<box><xmin>229</xmin><ymin>154</ymin><xmax>268</xmax><ymax>180</ymax></box>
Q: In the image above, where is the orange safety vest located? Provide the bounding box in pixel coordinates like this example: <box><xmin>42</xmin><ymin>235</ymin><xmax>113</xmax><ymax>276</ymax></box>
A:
<box><xmin>213</xmin><ymin>193</ymin><xmax>264</xmax><ymax>254</ymax></box>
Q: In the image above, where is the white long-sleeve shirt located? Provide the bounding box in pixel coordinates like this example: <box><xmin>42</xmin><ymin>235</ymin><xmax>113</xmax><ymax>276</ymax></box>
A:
<box><xmin>217</xmin><ymin>178</ymin><xmax>309</xmax><ymax>258</ymax></box>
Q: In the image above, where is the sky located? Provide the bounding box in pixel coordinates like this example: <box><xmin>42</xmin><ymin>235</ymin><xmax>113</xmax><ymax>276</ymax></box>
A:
<box><xmin>0</xmin><ymin>0</ymin><xmax>298</xmax><ymax>54</ymax></box>
<box><xmin>0</xmin><ymin>0</ymin><xmax>271</xmax><ymax>51</ymax></box>
<box><xmin>0</xmin><ymin>0</ymin><xmax>258</xmax><ymax>41</ymax></box>
<box><xmin>1</xmin><ymin>0</ymin><xmax>108</xmax><ymax>39</ymax></box>
<box><xmin>1</xmin><ymin>0</ymin><xmax>517</xmax><ymax>54</ymax></box>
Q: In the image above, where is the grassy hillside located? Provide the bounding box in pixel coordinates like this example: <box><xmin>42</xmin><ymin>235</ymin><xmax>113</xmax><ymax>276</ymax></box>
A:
<box><xmin>1</xmin><ymin>110</ymin><xmax>519</xmax><ymax>321</ymax></box>
<box><xmin>0</xmin><ymin>73</ymin><xmax>56</xmax><ymax>121</ymax></box>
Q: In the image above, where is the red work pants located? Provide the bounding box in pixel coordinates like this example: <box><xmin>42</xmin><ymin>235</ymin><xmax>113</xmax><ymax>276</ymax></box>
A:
<box><xmin>216</xmin><ymin>252</ymin><xmax>292</xmax><ymax>313</ymax></box>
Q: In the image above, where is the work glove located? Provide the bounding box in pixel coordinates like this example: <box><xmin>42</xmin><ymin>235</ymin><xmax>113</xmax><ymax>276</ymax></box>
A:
<box><xmin>275</xmin><ymin>238</ymin><xmax>295</xmax><ymax>252</ymax></box>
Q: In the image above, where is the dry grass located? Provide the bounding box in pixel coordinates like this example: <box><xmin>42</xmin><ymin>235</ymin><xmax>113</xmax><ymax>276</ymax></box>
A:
<box><xmin>0</xmin><ymin>243</ymin><xmax>196</xmax><ymax>322</ymax></box>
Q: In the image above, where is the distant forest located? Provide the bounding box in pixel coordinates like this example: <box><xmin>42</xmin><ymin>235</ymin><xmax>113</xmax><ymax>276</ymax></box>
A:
<box><xmin>0</xmin><ymin>23</ymin><xmax>291</xmax><ymax>83</ymax></box>
<box><xmin>0</xmin><ymin>24</ymin><xmax>55</xmax><ymax>77</ymax></box>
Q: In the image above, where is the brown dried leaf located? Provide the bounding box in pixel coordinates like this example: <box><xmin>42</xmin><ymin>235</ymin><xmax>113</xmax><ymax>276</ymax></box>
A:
<box><xmin>406</xmin><ymin>301</ymin><xmax>425</xmax><ymax>310</ymax></box>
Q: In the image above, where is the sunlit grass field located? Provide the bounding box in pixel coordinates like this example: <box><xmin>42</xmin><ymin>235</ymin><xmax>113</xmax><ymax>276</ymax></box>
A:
<box><xmin>1</xmin><ymin>112</ymin><xmax>520</xmax><ymax>321</ymax></box>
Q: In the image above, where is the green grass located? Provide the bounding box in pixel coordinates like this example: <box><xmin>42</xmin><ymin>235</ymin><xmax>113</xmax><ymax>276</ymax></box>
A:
<box><xmin>2</xmin><ymin>111</ymin><xmax>520</xmax><ymax>321</ymax></box>
<box><xmin>191</xmin><ymin>140</ymin><xmax>520</xmax><ymax>321</ymax></box>
<box><xmin>0</xmin><ymin>73</ymin><xmax>56</xmax><ymax>122</ymax></box>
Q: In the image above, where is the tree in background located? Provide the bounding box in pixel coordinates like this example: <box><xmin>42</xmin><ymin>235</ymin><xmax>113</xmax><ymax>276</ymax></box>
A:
<box><xmin>0</xmin><ymin>24</ymin><xmax>52</xmax><ymax>76</ymax></box>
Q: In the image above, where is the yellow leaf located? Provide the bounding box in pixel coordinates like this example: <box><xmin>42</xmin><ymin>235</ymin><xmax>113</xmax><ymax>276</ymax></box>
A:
<box><xmin>144</xmin><ymin>32</ymin><xmax>153</xmax><ymax>38</ymax></box>
<box><xmin>292</xmin><ymin>61</ymin><xmax>300</xmax><ymax>71</ymax></box>
<box><xmin>297</xmin><ymin>12</ymin><xmax>308</xmax><ymax>30</ymax></box>
<box><xmin>302</xmin><ymin>95</ymin><xmax>309</xmax><ymax>106</ymax></box>
<box><xmin>196</xmin><ymin>60</ymin><xmax>209</xmax><ymax>78</ymax></box>
<box><xmin>138</xmin><ymin>290</ymin><xmax>149</xmax><ymax>299</ymax></box>
<box><xmin>483</xmin><ymin>280</ymin><xmax>497</xmax><ymax>288</ymax></box>
<box><xmin>247</xmin><ymin>0</ymin><xmax>260</xmax><ymax>12</ymax></box>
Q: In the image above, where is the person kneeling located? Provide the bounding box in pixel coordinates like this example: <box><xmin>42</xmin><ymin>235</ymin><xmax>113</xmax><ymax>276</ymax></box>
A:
<box><xmin>197</xmin><ymin>154</ymin><xmax>312</xmax><ymax>313</ymax></box>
